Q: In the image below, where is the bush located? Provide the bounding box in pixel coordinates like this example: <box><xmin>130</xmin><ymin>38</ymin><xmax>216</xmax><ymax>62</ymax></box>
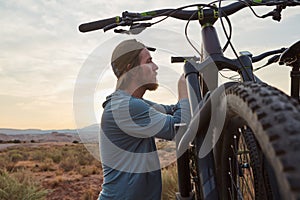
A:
<box><xmin>30</xmin><ymin>150</ymin><xmax>45</xmax><ymax>162</ymax></box>
<box><xmin>38</xmin><ymin>158</ymin><xmax>56</xmax><ymax>172</ymax></box>
<box><xmin>8</xmin><ymin>149</ymin><xmax>29</xmax><ymax>163</ymax></box>
<box><xmin>50</xmin><ymin>153</ymin><xmax>62</xmax><ymax>164</ymax></box>
<box><xmin>0</xmin><ymin>156</ymin><xmax>10</xmax><ymax>170</ymax></box>
<box><xmin>0</xmin><ymin>170</ymin><xmax>48</xmax><ymax>200</ymax></box>
<box><xmin>10</xmin><ymin>153</ymin><xmax>24</xmax><ymax>163</ymax></box>
<box><xmin>59</xmin><ymin>156</ymin><xmax>78</xmax><ymax>172</ymax></box>
<box><xmin>162</xmin><ymin>164</ymin><xmax>178</xmax><ymax>200</ymax></box>
<box><xmin>81</xmin><ymin>188</ymin><xmax>96</xmax><ymax>200</ymax></box>
<box><xmin>78</xmin><ymin>166</ymin><xmax>98</xmax><ymax>177</ymax></box>
<box><xmin>78</xmin><ymin>152</ymin><xmax>95</xmax><ymax>166</ymax></box>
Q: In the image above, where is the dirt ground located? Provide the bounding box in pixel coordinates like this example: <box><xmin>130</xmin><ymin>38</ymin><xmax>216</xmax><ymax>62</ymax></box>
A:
<box><xmin>0</xmin><ymin>142</ymin><xmax>103</xmax><ymax>200</ymax></box>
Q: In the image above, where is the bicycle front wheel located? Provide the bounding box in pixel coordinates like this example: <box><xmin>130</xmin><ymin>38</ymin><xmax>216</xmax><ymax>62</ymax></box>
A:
<box><xmin>215</xmin><ymin>82</ymin><xmax>300</xmax><ymax>200</ymax></box>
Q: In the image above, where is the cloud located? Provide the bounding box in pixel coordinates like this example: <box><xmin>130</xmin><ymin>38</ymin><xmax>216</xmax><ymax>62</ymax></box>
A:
<box><xmin>0</xmin><ymin>0</ymin><xmax>299</xmax><ymax>129</ymax></box>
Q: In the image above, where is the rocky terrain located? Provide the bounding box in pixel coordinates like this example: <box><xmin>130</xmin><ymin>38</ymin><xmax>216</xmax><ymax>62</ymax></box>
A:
<box><xmin>0</xmin><ymin>128</ymin><xmax>177</xmax><ymax>199</ymax></box>
<box><xmin>0</xmin><ymin>132</ymin><xmax>80</xmax><ymax>143</ymax></box>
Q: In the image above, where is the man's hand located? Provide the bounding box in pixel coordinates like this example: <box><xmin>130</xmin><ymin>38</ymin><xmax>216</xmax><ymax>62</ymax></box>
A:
<box><xmin>178</xmin><ymin>74</ymin><xmax>188</xmax><ymax>100</ymax></box>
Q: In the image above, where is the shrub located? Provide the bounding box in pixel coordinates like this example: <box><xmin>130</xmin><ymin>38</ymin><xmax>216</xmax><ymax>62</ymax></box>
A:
<box><xmin>8</xmin><ymin>149</ymin><xmax>29</xmax><ymax>162</ymax></box>
<box><xmin>49</xmin><ymin>176</ymin><xmax>63</xmax><ymax>188</ymax></box>
<box><xmin>39</xmin><ymin>158</ymin><xmax>56</xmax><ymax>172</ymax></box>
<box><xmin>78</xmin><ymin>152</ymin><xmax>95</xmax><ymax>166</ymax></box>
<box><xmin>162</xmin><ymin>164</ymin><xmax>178</xmax><ymax>200</ymax></box>
<box><xmin>31</xmin><ymin>150</ymin><xmax>45</xmax><ymax>162</ymax></box>
<box><xmin>0</xmin><ymin>155</ymin><xmax>10</xmax><ymax>170</ymax></box>
<box><xmin>78</xmin><ymin>166</ymin><xmax>98</xmax><ymax>177</ymax></box>
<box><xmin>0</xmin><ymin>170</ymin><xmax>48</xmax><ymax>200</ymax></box>
<box><xmin>59</xmin><ymin>156</ymin><xmax>78</xmax><ymax>172</ymax></box>
<box><xmin>81</xmin><ymin>188</ymin><xmax>96</xmax><ymax>200</ymax></box>
<box><xmin>49</xmin><ymin>151</ymin><xmax>62</xmax><ymax>164</ymax></box>
<box><xmin>10</xmin><ymin>153</ymin><xmax>24</xmax><ymax>163</ymax></box>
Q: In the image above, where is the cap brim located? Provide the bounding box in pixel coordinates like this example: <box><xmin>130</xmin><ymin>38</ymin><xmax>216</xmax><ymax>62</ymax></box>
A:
<box><xmin>146</xmin><ymin>46</ymin><xmax>156</xmax><ymax>52</ymax></box>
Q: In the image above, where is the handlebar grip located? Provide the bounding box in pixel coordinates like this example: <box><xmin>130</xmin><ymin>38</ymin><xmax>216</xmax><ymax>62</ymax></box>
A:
<box><xmin>171</xmin><ymin>57</ymin><xmax>186</xmax><ymax>63</ymax></box>
<box><xmin>171</xmin><ymin>56</ymin><xmax>200</xmax><ymax>63</ymax></box>
<box><xmin>79</xmin><ymin>16</ymin><xmax>121</xmax><ymax>32</ymax></box>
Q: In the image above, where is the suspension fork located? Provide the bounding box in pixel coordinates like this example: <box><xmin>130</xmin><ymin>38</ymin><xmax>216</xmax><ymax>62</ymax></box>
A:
<box><xmin>175</xmin><ymin>24</ymin><xmax>223</xmax><ymax>200</ymax></box>
<box><xmin>181</xmin><ymin>24</ymin><xmax>222</xmax><ymax>200</ymax></box>
<box><xmin>181</xmin><ymin>19</ymin><xmax>258</xmax><ymax>200</ymax></box>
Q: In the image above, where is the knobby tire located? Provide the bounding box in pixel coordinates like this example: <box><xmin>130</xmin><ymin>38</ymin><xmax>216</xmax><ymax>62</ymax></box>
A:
<box><xmin>213</xmin><ymin>82</ymin><xmax>300</xmax><ymax>200</ymax></box>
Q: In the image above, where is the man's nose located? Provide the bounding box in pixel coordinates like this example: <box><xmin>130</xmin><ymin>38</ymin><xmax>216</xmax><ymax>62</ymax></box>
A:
<box><xmin>153</xmin><ymin>63</ymin><xmax>158</xmax><ymax>70</ymax></box>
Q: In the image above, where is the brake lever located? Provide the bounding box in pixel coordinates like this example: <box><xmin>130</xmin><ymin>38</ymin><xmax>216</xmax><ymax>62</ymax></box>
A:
<box><xmin>264</xmin><ymin>54</ymin><xmax>281</xmax><ymax>66</ymax></box>
<box><xmin>114</xmin><ymin>23</ymin><xmax>152</xmax><ymax>35</ymax></box>
<box><xmin>103</xmin><ymin>23</ymin><xmax>119</xmax><ymax>32</ymax></box>
<box><xmin>103</xmin><ymin>21</ymin><xmax>128</xmax><ymax>32</ymax></box>
<box><xmin>114</xmin><ymin>28</ymin><xmax>146</xmax><ymax>35</ymax></box>
<box><xmin>261</xmin><ymin>5</ymin><xmax>285</xmax><ymax>21</ymax></box>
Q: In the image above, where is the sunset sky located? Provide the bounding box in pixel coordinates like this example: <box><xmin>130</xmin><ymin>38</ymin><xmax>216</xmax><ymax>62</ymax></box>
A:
<box><xmin>0</xmin><ymin>0</ymin><xmax>299</xmax><ymax>130</ymax></box>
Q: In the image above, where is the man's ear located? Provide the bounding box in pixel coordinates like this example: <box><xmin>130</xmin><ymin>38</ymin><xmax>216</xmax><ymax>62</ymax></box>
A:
<box><xmin>124</xmin><ymin>64</ymin><xmax>134</xmax><ymax>77</ymax></box>
<box><xmin>127</xmin><ymin>64</ymin><xmax>139</xmax><ymax>77</ymax></box>
<box><xmin>126</xmin><ymin>64</ymin><xmax>131</xmax><ymax>72</ymax></box>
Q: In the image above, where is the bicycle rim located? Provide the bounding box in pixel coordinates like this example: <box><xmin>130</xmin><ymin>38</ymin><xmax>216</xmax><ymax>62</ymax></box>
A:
<box><xmin>215</xmin><ymin>82</ymin><xmax>300</xmax><ymax>200</ymax></box>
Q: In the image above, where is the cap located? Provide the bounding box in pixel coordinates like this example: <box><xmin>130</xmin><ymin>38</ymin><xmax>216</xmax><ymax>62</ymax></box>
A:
<box><xmin>111</xmin><ymin>39</ymin><xmax>156</xmax><ymax>78</ymax></box>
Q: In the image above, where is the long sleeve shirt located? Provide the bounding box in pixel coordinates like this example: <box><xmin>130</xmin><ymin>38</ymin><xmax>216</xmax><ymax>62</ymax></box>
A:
<box><xmin>99</xmin><ymin>90</ymin><xmax>190</xmax><ymax>200</ymax></box>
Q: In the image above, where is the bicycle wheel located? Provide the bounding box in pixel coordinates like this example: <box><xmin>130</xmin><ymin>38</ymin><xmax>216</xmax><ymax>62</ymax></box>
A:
<box><xmin>215</xmin><ymin>82</ymin><xmax>300</xmax><ymax>200</ymax></box>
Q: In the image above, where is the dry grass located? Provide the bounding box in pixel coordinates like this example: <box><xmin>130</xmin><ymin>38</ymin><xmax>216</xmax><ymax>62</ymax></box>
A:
<box><xmin>0</xmin><ymin>142</ymin><xmax>181</xmax><ymax>199</ymax></box>
<box><xmin>0</xmin><ymin>143</ymin><xmax>102</xmax><ymax>200</ymax></box>
<box><xmin>162</xmin><ymin>163</ymin><xmax>179</xmax><ymax>200</ymax></box>
<box><xmin>0</xmin><ymin>170</ymin><xmax>48</xmax><ymax>200</ymax></box>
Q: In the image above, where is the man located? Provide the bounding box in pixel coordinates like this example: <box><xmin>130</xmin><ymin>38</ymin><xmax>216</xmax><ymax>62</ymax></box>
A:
<box><xmin>99</xmin><ymin>39</ymin><xmax>191</xmax><ymax>200</ymax></box>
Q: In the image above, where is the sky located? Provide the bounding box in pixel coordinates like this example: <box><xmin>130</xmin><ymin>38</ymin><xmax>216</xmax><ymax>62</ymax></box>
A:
<box><xmin>0</xmin><ymin>0</ymin><xmax>299</xmax><ymax>130</ymax></box>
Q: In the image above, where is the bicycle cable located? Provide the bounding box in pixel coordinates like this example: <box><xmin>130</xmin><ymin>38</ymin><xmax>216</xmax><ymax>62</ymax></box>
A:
<box><xmin>210</xmin><ymin>0</ymin><xmax>269</xmax><ymax>18</ymax></box>
<box><xmin>183</xmin><ymin>4</ymin><xmax>233</xmax><ymax>64</ymax></box>
<box><xmin>180</xmin><ymin>0</ymin><xmax>246</xmax><ymax>81</ymax></box>
<box><xmin>149</xmin><ymin>0</ymin><xmax>271</xmax><ymax>81</ymax></box>
<box><xmin>150</xmin><ymin>3</ymin><xmax>231</xmax><ymax>60</ymax></box>
<box><xmin>221</xmin><ymin>11</ymin><xmax>233</xmax><ymax>52</ymax></box>
<box><xmin>237</xmin><ymin>0</ymin><xmax>266</xmax><ymax>18</ymax></box>
<box><xmin>151</xmin><ymin>3</ymin><xmax>217</xmax><ymax>26</ymax></box>
<box><xmin>184</xmin><ymin>11</ymin><xmax>203</xmax><ymax>57</ymax></box>
<box><xmin>219</xmin><ymin>70</ymin><xmax>241</xmax><ymax>81</ymax></box>
<box><xmin>218</xmin><ymin>0</ymin><xmax>253</xmax><ymax>81</ymax></box>
<box><xmin>228</xmin><ymin>63</ymin><xmax>267</xmax><ymax>79</ymax></box>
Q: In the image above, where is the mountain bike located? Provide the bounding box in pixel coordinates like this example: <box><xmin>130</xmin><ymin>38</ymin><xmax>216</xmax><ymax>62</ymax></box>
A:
<box><xmin>79</xmin><ymin>0</ymin><xmax>300</xmax><ymax>199</ymax></box>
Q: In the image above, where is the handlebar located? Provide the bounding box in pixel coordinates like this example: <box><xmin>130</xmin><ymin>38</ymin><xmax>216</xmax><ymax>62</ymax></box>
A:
<box><xmin>252</xmin><ymin>48</ymin><xmax>286</xmax><ymax>62</ymax></box>
<box><xmin>78</xmin><ymin>0</ymin><xmax>300</xmax><ymax>33</ymax></box>
<box><xmin>79</xmin><ymin>17</ymin><xmax>120</xmax><ymax>32</ymax></box>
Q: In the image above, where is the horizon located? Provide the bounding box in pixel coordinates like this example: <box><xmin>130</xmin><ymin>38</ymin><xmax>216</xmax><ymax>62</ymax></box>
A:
<box><xmin>1</xmin><ymin>0</ymin><xmax>299</xmax><ymax>129</ymax></box>
<box><xmin>0</xmin><ymin>123</ymin><xmax>99</xmax><ymax>131</ymax></box>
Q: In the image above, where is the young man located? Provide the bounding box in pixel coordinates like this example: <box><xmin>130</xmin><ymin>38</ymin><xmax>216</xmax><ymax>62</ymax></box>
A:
<box><xmin>99</xmin><ymin>39</ymin><xmax>191</xmax><ymax>200</ymax></box>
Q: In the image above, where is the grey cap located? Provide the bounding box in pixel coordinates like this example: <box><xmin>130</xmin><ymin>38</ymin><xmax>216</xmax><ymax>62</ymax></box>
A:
<box><xmin>111</xmin><ymin>39</ymin><xmax>155</xmax><ymax>78</ymax></box>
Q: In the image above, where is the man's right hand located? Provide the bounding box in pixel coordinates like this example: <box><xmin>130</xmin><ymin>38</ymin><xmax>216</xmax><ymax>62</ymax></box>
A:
<box><xmin>178</xmin><ymin>74</ymin><xmax>188</xmax><ymax>100</ymax></box>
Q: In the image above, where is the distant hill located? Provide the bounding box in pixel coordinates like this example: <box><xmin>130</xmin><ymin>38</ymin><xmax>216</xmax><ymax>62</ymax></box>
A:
<box><xmin>0</xmin><ymin>125</ymin><xmax>100</xmax><ymax>143</ymax></box>
<box><xmin>0</xmin><ymin>132</ymin><xmax>80</xmax><ymax>143</ymax></box>
<box><xmin>0</xmin><ymin>128</ymin><xmax>77</xmax><ymax>135</ymax></box>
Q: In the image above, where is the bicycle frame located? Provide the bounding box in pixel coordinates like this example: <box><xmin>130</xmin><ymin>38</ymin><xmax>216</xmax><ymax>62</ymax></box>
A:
<box><xmin>178</xmin><ymin>7</ymin><xmax>264</xmax><ymax>200</ymax></box>
<box><xmin>176</xmin><ymin>4</ymin><xmax>300</xmax><ymax>199</ymax></box>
